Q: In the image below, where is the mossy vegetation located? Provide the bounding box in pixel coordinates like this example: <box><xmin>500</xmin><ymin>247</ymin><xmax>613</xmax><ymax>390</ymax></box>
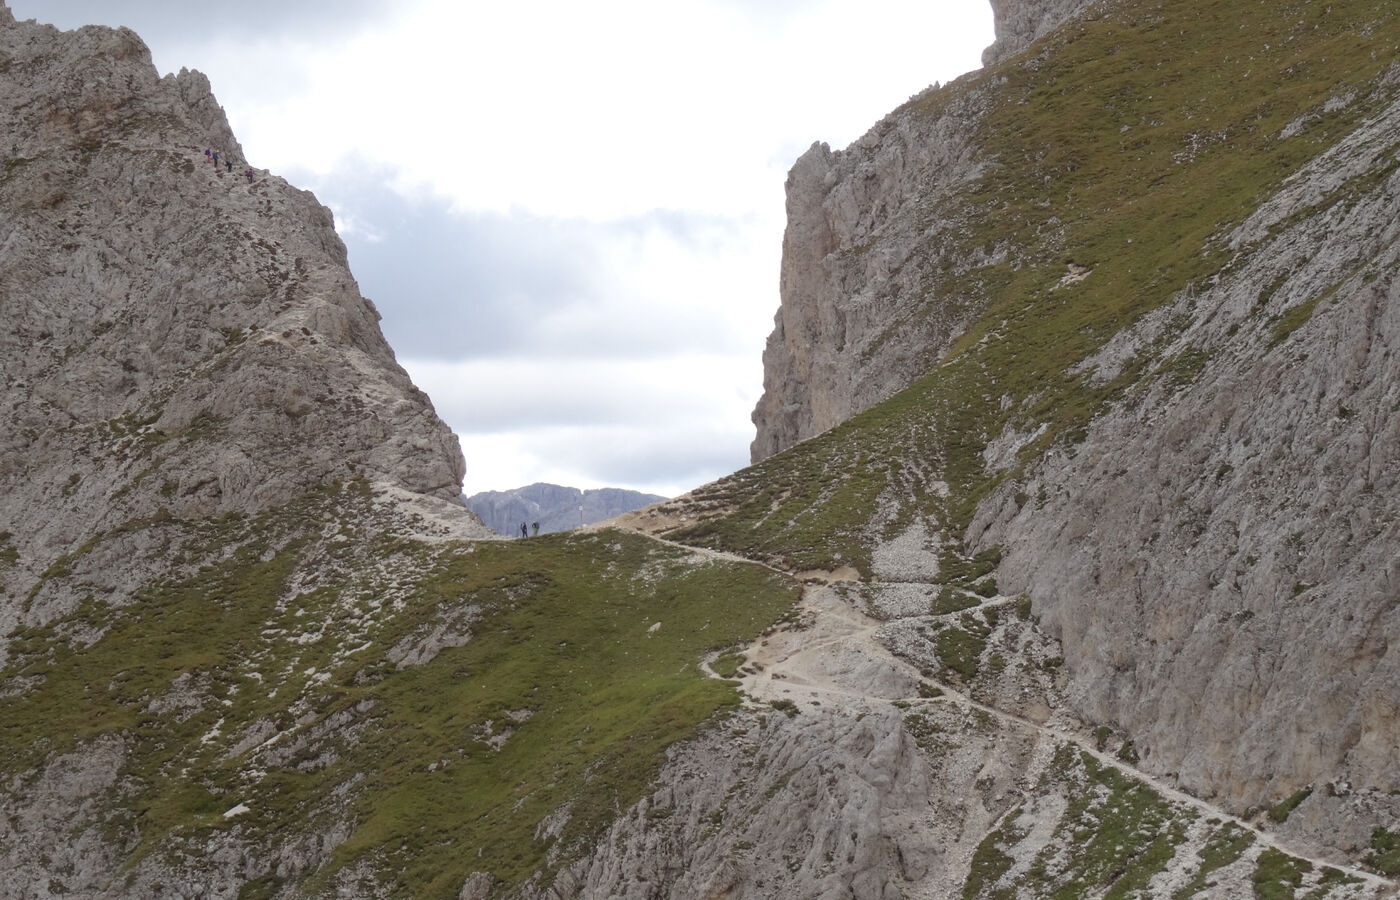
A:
<box><xmin>1267</xmin><ymin>786</ymin><xmax>1313</xmax><ymax>823</ymax></box>
<box><xmin>0</xmin><ymin>482</ymin><xmax>800</xmax><ymax>896</ymax></box>
<box><xmin>664</xmin><ymin>432</ymin><xmax>888</xmax><ymax>574</ymax></box>
<box><xmin>1253</xmin><ymin>847</ymin><xmax>1313</xmax><ymax>899</ymax></box>
<box><xmin>1</xmin><ymin>155</ymin><xmax>32</xmax><ymax>182</ymax></box>
<box><xmin>0</xmin><ymin>530</ymin><xmax>17</xmax><ymax>569</ymax></box>
<box><xmin>931</xmin><ymin>609</ymin><xmax>995</xmax><ymax>681</ymax></box>
<box><xmin>1269</xmin><ymin>293</ymin><xmax>1327</xmax><ymax>346</ymax></box>
<box><xmin>1031</xmin><ymin>749</ymin><xmax>1193</xmax><ymax>897</ymax></box>
<box><xmin>1365</xmin><ymin>827</ymin><xmax>1400</xmax><ymax>876</ymax></box>
<box><xmin>1172</xmin><ymin>821</ymin><xmax>1255</xmax><ymax>900</ymax></box>
<box><xmin>708</xmin><ymin>647</ymin><xmax>747</xmax><ymax>679</ymax></box>
<box><xmin>962</xmin><ymin>808</ymin><xmax>1026</xmax><ymax>900</ymax></box>
<box><xmin>658</xmin><ymin>0</ymin><xmax>1400</xmax><ymax>584</ymax></box>
<box><xmin>932</xmin><ymin>585</ymin><xmax>981</xmax><ymax>616</ymax></box>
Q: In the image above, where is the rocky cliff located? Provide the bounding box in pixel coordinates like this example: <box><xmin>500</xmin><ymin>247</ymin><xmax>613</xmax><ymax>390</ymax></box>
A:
<box><xmin>0</xmin><ymin>5</ymin><xmax>485</xmax><ymax>642</ymax></box>
<box><xmin>744</xmin><ymin>0</ymin><xmax>1400</xmax><ymax>867</ymax></box>
<box><xmin>750</xmin><ymin>0</ymin><xmax>1094</xmax><ymax>462</ymax></box>
<box><xmin>981</xmin><ymin>0</ymin><xmax>1093</xmax><ymax>66</ymax></box>
<box><xmin>0</xmin><ymin>10</ymin><xmax>801</xmax><ymax>900</ymax></box>
<box><xmin>973</xmin><ymin>84</ymin><xmax>1400</xmax><ymax>855</ymax></box>
<box><xmin>628</xmin><ymin>0</ymin><xmax>1400</xmax><ymax>894</ymax></box>
<box><xmin>7</xmin><ymin>0</ymin><xmax>1400</xmax><ymax>897</ymax></box>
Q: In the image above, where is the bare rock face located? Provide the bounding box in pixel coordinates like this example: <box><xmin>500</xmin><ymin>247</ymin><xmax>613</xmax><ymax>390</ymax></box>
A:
<box><xmin>743</xmin><ymin>0</ymin><xmax>1400</xmax><ymax>883</ymax></box>
<box><xmin>750</xmin><ymin>84</ymin><xmax>995</xmax><ymax>462</ymax></box>
<box><xmin>749</xmin><ymin>0</ymin><xmax>1096</xmax><ymax>463</ymax></box>
<box><xmin>973</xmin><ymin>85</ymin><xmax>1400</xmax><ymax>857</ymax></box>
<box><xmin>981</xmin><ymin>0</ymin><xmax>1094</xmax><ymax>66</ymax></box>
<box><xmin>0</xmin><ymin>6</ymin><xmax>487</xmax><ymax>637</ymax></box>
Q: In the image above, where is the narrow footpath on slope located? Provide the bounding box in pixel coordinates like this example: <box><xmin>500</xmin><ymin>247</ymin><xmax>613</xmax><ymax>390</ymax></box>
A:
<box><xmin>640</xmin><ymin>530</ymin><xmax>1398</xmax><ymax>896</ymax></box>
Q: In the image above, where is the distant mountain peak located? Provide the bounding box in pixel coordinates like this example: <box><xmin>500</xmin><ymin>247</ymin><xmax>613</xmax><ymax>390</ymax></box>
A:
<box><xmin>464</xmin><ymin>483</ymin><xmax>665</xmax><ymax>536</ymax></box>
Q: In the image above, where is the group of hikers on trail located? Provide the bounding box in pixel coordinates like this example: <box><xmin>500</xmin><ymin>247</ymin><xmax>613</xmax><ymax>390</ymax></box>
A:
<box><xmin>520</xmin><ymin>521</ymin><xmax>539</xmax><ymax>538</ymax></box>
<box><xmin>204</xmin><ymin>147</ymin><xmax>255</xmax><ymax>183</ymax></box>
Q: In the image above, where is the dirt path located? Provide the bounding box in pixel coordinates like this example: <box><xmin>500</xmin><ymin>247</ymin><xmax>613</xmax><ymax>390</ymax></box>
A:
<box><xmin>615</xmin><ymin>526</ymin><xmax>1397</xmax><ymax>892</ymax></box>
<box><xmin>751</xmin><ymin>585</ymin><xmax>1396</xmax><ymax>893</ymax></box>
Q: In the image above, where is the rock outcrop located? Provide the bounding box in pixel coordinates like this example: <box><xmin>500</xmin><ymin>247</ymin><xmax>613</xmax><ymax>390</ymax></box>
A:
<box><xmin>749</xmin><ymin>87</ymin><xmax>992</xmax><ymax>461</ymax></box>
<box><xmin>973</xmin><ymin>82</ymin><xmax>1400</xmax><ymax>858</ymax></box>
<box><xmin>708</xmin><ymin>0</ymin><xmax>1400</xmax><ymax>890</ymax></box>
<box><xmin>0</xmin><ymin>4</ymin><xmax>488</xmax><ymax>640</ymax></box>
<box><xmin>981</xmin><ymin>0</ymin><xmax>1094</xmax><ymax>66</ymax></box>
<box><xmin>749</xmin><ymin>0</ymin><xmax>1096</xmax><ymax>463</ymax></box>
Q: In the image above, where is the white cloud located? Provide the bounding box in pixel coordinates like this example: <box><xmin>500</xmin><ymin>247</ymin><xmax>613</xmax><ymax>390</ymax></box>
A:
<box><xmin>11</xmin><ymin>0</ymin><xmax>996</xmax><ymax>495</ymax></box>
<box><xmin>406</xmin><ymin>353</ymin><xmax>759</xmax><ymax>497</ymax></box>
<box><xmin>178</xmin><ymin>0</ymin><xmax>992</xmax><ymax>221</ymax></box>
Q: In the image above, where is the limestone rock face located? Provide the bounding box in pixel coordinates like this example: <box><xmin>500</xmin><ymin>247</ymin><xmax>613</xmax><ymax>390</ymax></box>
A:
<box><xmin>743</xmin><ymin>0</ymin><xmax>1400</xmax><ymax>880</ymax></box>
<box><xmin>0</xmin><ymin>6</ymin><xmax>487</xmax><ymax>636</ymax></box>
<box><xmin>749</xmin><ymin>0</ymin><xmax>1096</xmax><ymax>463</ymax></box>
<box><xmin>972</xmin><ymin>85</ymin><xmax>1400</xmax><ymax>855</ymax></box>
<box><xmin>981</xmin><ymin>0</ymin><xmax>1094</xmax><ymax>66</ymax></box>
<box><xmin>750</xmin><ymin>85</ymin><xmax>995</xmax><ymax>461</ymax></box>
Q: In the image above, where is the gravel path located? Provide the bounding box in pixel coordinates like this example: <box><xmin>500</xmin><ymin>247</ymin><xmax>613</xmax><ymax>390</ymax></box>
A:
<box><xmin>630</xmin><ymin>527</ymin><xmax>1398</xmax><ymax>895</ymax></box>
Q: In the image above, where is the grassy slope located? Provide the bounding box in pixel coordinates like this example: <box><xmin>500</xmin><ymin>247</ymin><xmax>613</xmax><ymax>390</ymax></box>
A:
<box><xmin>7</xmin><ymin>2</ymin><xmax>1400</xmax><ymax>896</ymax></box>
<box><xmin>0</xmin><ymin>482</ymin><xmax>800</xmax><ymax>895</ymax></box>
<box><xmin>666</xmin><ymin>0</ymin><xmax>1400</xmax><ymax>578</ymax></box>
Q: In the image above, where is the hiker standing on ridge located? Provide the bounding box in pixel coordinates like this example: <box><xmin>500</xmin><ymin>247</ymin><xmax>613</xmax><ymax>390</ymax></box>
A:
<box><xmin>532</xmin><ymin>521</ymin><xmax>539</xmax><ymax>536</ymax></box>
<box><xmin>521</xmin><ymin>522</ymin><xmax>528</xmax><ymax>539</ymax></box>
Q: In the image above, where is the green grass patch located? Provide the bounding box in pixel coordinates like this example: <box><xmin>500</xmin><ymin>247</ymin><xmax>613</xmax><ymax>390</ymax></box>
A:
<box><xmin>0</xmin><ymin>530</ymin><xmax>16</xmax><ymax>569</ymax></box>
<box><xmin>1173</xmin><ymin>821</ymin><xmax>1255</xmax><ymax>900</ymax></box>
<box><xmin>932</xmin><ymin>610</ymin><xmax>994</xmax><ymax>681</ymax></box>
<box><xmin>933</xmin><ymin>586</ymin><xmax>981</xmax><ymax>616</ymax></box>
<box><xmin>1365</xmin><ymin>827</ymin><xmax>1400</xmax><ymax>876</ymax></box>
<box><xmin>1017</xmin><ymin>746</ymin><xmax>1194</xmax><ymax>897</ymax></box>
<box><xmin>1269</xmin><ymin>294</ymin><xmax>1326</xmax><ymax>346</ymax></box>
<box><xmin>1267</xmin><ymin>786</ymin><xmax>1313</xmax><ymax>823</ymax></box>
<box><xmin>0</xmin><ymin>483</ymin><xmax>800</xmax><ymax>897</ymax></box>
<box><xmin>654</xmin><ymin>0</ymin><xmax>1400</xmax><ymax>588</ymax></box>
<box><xmin>1253</xmin><ymin>847</ymin><xmax>1311</xmax><ymax>899</ymax></box>
<box><xmin>963</xmin><ymin>808</ymin><xmax>1026</xmax><ymax>900</ymax></box>
<box><xmin>709</xmin><ymin>647</ymin><xmax>747</xmax><ymax>679</ymax></box>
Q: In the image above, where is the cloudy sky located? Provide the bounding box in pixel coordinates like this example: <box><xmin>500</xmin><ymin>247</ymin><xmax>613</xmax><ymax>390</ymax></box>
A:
<box><xmin>11</xmin><ymin>0</ymin><xmax>993</xmax><ymax>497</ymax></box>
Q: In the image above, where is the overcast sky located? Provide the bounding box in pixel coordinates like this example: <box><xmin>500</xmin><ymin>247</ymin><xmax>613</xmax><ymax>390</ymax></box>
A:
<box><xmin>11</xmin><ymin>0</ymin><xmax>994</xmax><ymax>497</ymax></box>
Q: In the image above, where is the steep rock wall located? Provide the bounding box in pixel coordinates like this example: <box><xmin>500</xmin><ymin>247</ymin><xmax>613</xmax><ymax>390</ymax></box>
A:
<box><xmin>0</xmin><ymin>6</ymin><xmax>488</xmax><ymax>640</ymax></box>
<box><xmin>750</xmin><ymin>86</ymin><xmax>993</xmax><ymax>461</ymax></box>
<box><xmin>743</xmin><ymin>0</ymin><xmax>1400</xmax><ymax>874</ymax></box>
<box><xmin>982</xmin><ymin>0</ymin><xmax>1095</xmax><ymax>66</ymax></box>
<box><xmin>972</xmin><ymin>79</ymin><xmax>1400</xmax><ymax>857</ymax></box>
<box><xmin>750</xmin><ymin>0</ymin><xmax>1094</xmax><ymax>462</ymax></box>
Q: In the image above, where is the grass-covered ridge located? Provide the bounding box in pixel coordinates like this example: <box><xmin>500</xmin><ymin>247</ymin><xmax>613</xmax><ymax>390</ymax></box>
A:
<box><xmin>664</xmin><ymin>0</ymin><xmax>1400</xmax><ymax>576</ymax></box>
<box><xmin>0</xmin><ymin>481</ymin><xmax>800</xmax><ymax>896</ymax></box>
